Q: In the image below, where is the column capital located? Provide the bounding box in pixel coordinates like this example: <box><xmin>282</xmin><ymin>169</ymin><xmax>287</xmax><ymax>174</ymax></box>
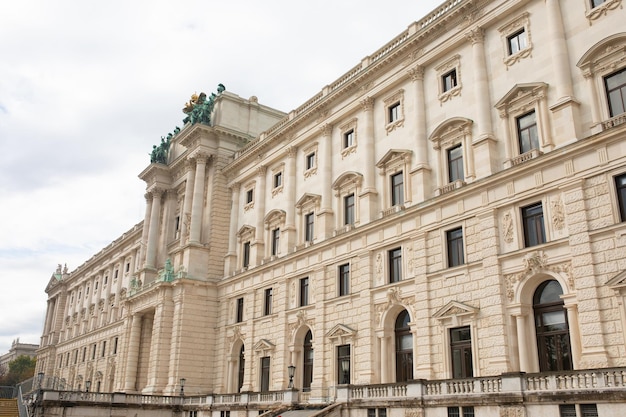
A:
<box><xmin>407</xmin><ymin>65</ymin><xmax>425</xmax><ymax>81</ymax></box>
<box><xmin>148</xmin><ymin>187</ymin><xmax>165</xmax><ymax>199</ymax></box>
<box><xmin>229</xmin><ymin>182</ymin><xmax>241</xmax><ymax>192</ymax></box>
<box><xmin>189</xmin><ymin>151</ymin><xmax>210</xmax><ymax>165</ymax></box>
<box><xmin>360</xmin><ymin>96</ymin><xmax>374</xmax><ymax>111</ymax></box>
<box><xmin>319</xmin><ymin>123</ymin><xmax>333</xmax><ymax>137</ymax></box>
<box><xmin>256</xmin><ymin>165</ymin><xmax>267</xmax><ymax>176</ymax></box>
<box><xmin>285</xmin><ymin>146</ymin><xmax>297</xmax><ymax>159</ymax></box>
<box><xmin>465</xmin><ymin>27</ymin><xmax>485</xmax><ymax>45</ymax></box>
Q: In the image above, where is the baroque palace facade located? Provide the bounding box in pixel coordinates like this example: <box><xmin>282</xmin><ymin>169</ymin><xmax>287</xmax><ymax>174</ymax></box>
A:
<box><xmin>35</xmin><ymin>0</ymin><xmax>626</xmax><ymax>416</ymax></box>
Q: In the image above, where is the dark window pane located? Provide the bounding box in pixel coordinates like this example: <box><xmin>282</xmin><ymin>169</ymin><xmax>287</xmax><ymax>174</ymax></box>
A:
<box><xmin>522</xmin><ymin>202</ymin><xmax>546</xmax><ymax>247</ymax></box>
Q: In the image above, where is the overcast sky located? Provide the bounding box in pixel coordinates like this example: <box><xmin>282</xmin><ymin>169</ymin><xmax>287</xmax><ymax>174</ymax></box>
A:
<box><xmin>0</xmin><ymin>0</ymin><xmax>443</xmax><ymax>355</ymax></box>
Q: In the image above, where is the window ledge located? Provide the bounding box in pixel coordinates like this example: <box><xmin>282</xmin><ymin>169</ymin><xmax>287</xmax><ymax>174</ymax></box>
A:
<box><xmin>437</xmin><ymin>180</ymin><xmax>466</xmax><ymax>196</ymax></box>
<box><xmin>508</xmin><ymin>148</ymin><xmax>543</xmax><ymax>167</ymax></box>
<box><xmin>586</xmin><ymin>0</ymin><xmax>622</xmax><ymax>23</ymax></box>
<box><xmin>381</xmin><ymin>204</ymin><xmax>406</xmax><ymax>218</ymax></box>
<box><xmin>503</xmin><ymin>46</ymin><xmax>532</xmax><ymax>68</ymax></box>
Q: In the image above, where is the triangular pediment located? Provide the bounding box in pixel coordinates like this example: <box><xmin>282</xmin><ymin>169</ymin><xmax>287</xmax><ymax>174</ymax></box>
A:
<box><xmin>495</xmin><ymin>82</ymin><xmax>548</xmax><ymax>109</ymax></box>
<box><xmin>607</xmin><ymin>269</ymin><xmax>626</xmax><ymax>289</ymax></box>
<box><xmin>45</xmin><ymin>273</ymin><xmax>63</xmax><ymax>293</ymax></box>
<box><xmin>326</xmin><ymin>324</ymin><xmax>356</xmax><ymax>339</ymax></box>
<box><xmin>253</xmin><ymin>339</ymin><xmax>275</xmax><ymax>353</ymax></box>
<box><xmin>433</xmin><ymin>300</ymin><xmax>478</xmax><ymax>319</ymax></box>
<box><xmin>376</xmin><ymin>149</ymin><xmax>412</xmax><ymax>168</ymax></box>
<box><xmin>295</xmin><ymin>193</ymin><xmax>321</xmax><ymax>209</ymax></box>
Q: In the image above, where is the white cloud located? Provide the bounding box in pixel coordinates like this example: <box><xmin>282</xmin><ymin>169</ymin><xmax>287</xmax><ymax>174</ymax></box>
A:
<box><xmin>0</xmin><ymin>0</ymin><xmax>442</xmax><ymax>354</ymax></box>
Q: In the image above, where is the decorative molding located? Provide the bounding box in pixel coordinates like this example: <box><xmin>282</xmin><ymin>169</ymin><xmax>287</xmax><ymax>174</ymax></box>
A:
<box><xmin>504</xmin><ymin>251</ymin><xmax>574</xmax><ymax>301</ymax></box>
<box><xmin>502</xmin><ymin>211</ymin><xmax>514</xmax><ymax>243</ymax></box>
<box><xmin>551</xmin><ymin>196</ymin><xmax>565</xmax><ymax>230</ymax></box>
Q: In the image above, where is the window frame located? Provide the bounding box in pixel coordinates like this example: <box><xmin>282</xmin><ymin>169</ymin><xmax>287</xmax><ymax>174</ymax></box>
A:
<box><xmin>390</xmin><ymin>171</ymin><xmax>405</xmax><ymax>207</ymax></box>
<box><xmin>516</xmin><ymin>110</ymin><xmax>540</xmax><ymax>155</ymax></box>
<box><xmin>447</xmin><ymin>144</ymin><xmax>464</xmax><ymax>183</ymax></box>
<box><xmin>344</xmin><ymin>193</ymin><xmax>355</xmax><ymax>226</ymax></box>
<box><xmin>338</xmin><ymin>263</ymin><xmax>350</xmax><ymax>297</ymax></box>
<box><xmin>271</xmin><ymin>163</ymin><xmax>285</xmax><ymax>197</ymax></box>
<box><xmin>244</xmin><ymin>182</ymin><xmax>256</xmax><ymax>212</ymax></box>
<box><xmin>304</xmin><ymin>212</ymin><xmax>315</xmax><ymax>243</ymax></box>
<box><xmin>446</xmin><ymin>227</ymin><xmax>465</xmax><ymax>268</ymax></box>
<box><xmin>337</xmin><ymin>344</ymin><xmax>351</xmax><ymax>384</ymax></box>
<box><xmin>260</xmin><ymin>356</ymin><xmax>271</xmax><ymax>392</ymax></box>
<box><xmin>521</xmin><ymin>202</ymin><xmax>546</xmax><ymax>248</ymax></box>
<box><xmin>450</xmin><ymin>325</ymin><xmax>473</xmax><ymax>378</ymax></box>
<box><xmin>388</xmin><ymin>247</ymin><xmax>403</xmax><ymax>284</ymax></box>
<box><xmin>303</xmin><ymin>142</ymin><xmax>319</xmax><ymax>178</ymax></box>
<box><xmin>271</xmin><ymin>228</ymin><xmax>280</xmax><ymax>256</ymax></box>
<box><xmin>299</xmin><ymin>277</ymin><xmax>309</xmax><ymax>307</ymax></box>
<box><xmin>615</xmin><ymin>172</ymin><xmax>626</xmax><ymax>222</ymax></box>
<box><xmin>242</xmin><ymin>241</ymin><xmax>251</xmax><ymax>268</ymax></box>
<box><xmin>340</xmin><ymin>118</ymin><xmax>358</xmax><ymax>158</ymax></box>
<box><xmin>436</xmin><ymin>55</ymin><xmax>461</xmax><ymax>103</ymax></box>
<box><xmin>236</xmin><ymin>297</ymin><xmax>244</xmax><ymax>323</ymax></box>
<box><xmin>498</xmin><ymin>12</ymin><xmax>533</xmax><ymax>68</ymax></box>
<box><xmin>263</xmin><ymin>288</ymin><xmax>273</xmax><ymax>316</ymax></box>
<box><xmin>604</xmin><ymin>67</ymin><xmax>626</xmax><ymax>117</ymax></box>
<box><xmin>383</xmin><ymin>89</ymin><xmax>405</xmax><ymax>134</ymax></box>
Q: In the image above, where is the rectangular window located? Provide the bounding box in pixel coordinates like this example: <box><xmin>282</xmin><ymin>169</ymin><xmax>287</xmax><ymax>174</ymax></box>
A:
<box><xmin>113</xmin><ymin>337</ymin><xmax>118</xmax><ymax>355</ymax></box>
<box><xmin>274</xmin><ymin>171</ymin><xmax>282</xmax><ymax>188</ymax></box>
<box><xmin>462</xmin><ymin>407</ymin><xmax>475</xmax><ymax>417</ymax></box>
<box><xmin>260</xmin><ymin>356</ymin><xmax>271</xmax><ymax>392</ymax></box>
<box><xmin>305</xmin><ymin>212</ymin><xmax>315</xmax><ymax>243</ymax></box>
<box><xmin>264</xmin><ymin>288</ymin><xmax>273</xmax><ymax>316</ymax></box>
<box><xmin>246</xmin><ymin>189</ymin><xmax>254</xmax><ymax>204</ymax></box>
<box><xmin>391</xmin><ymin>172</ymin><xmax>404</xmax><ymax>206</ymax></box>
<box><xmin>447</xmin><ymin>407</ymin><xmax>460</xmax><ymax>417</ymax></box>
<box><xmin>559</xmin><ymin>405</ymin><xmax>576</xmax><ymax>417</ymax></box>
<box><xmin>591</xmin><ymin>0</ymin><xmax>606</xmax><ymax>7</ymax></box>
<box><xmin>337</xmin><ymin>344</ymin><xmax>351</xmax><ymax>384</ymax></box>
<box><xmin>616</xmin><ymin>173</ymin><xmax>626</xmax><ymax>221</ymax></box>
<box><xmin>338</xmin><ymin>263</ymin><xmax>350</xmax><ymax>296</ymax></box>
<box><xmin>446</xmin><ymin>227</ymin><xmax>464</xmax><ymax>267</ymax></box>
<box><xmin>125</xmin><ymin>262</ymin><xmax>130</xmax><ymax>272</ymax></box>
<box><xmin>343</xmin><ymin>129</ymin><xmax>354</xmax><ymax>148</ymax></box>
<box><xmin>447</xmin><ymin>145</ymin><xmax>464</xmax><ymax>182</ymax></box>
<box><xmin>508</xmin><ymin>28</ymin><xmax>527</xmax><ymax>55</ymax></box>
<box><xmin>242</xmin><ymin>241</ymin><xmax>251</xmax><ymax>268</ymax></box>
<box><xmin>91</xmin><ymin>344</ymin><xmax>96</xmax><ymax>360</ymax></box>
<box><xmin>101</xmin><ymin>341</ymin><xmax>107</xmax><ymax>357</ymax></box>
<box><xmin>450</xmin><ymin>326</ymin><xmax>473</xmax><ymax>378</ymax></box>
<box><xmin>517</xmin><ymin>111</ymin><xmax>539</xmax><ymax>154</ymax></box>
<box><xmin>236</xmin><ymin>297</ymin><xmax>244</xmax><ymax>323</ymax></box>
<box><xmin>581</xmin><ymin>404</ymin><xmax>598</xmax><ymax>417</ymax></box>
<box><xmin>605</xmin><ymin>67</ymin><xmax>626</xmax><ymax>117</ymax></box>
<box><xmin>300</xmin><ymin>277</ymin><xmax>309</xmax><ymax>307</ymax></box>
<box><xmin>389</xmin><ymin>247</ymin><xmax>402</xmax><ymax>283</ymax></box>
<box><xmin>448</xmin><ymin>407</ymin><xmax>475</xmax><ymax>417</ymax></box>
<box><xmin>306</xmin><ymin>152</ymin><xmax>316</xmax><ymax>170</ymax></box>
<box><xmin>522</xmin><ymin>202</ymin><xmax>546</xmax><ymax>247</ymax></box>
<box><xmin>221</xmin><ymin>411</ymin><xmax>231</xmax><ymax>417</ymax></box>
<box><xmin>388</xmin><ymin>102</ymin><xmax>400</xmax><ymax>123</ymax></box>
<box><xmin>114</xmin><ymin>269</ymin><xmax>118</xmax><ymax>279</ymax></box>
<box><xmin>271</xmin><ymin>228</ymin><xmax>280</xmax><ymax>256</ymax></box>
<box><xmin>344</xmin><ymin>194</ymin><xmax>355</xmax><ymax>225</ymax></box>
<box><xmin>82</xmin><ymin>347</ymin><xmax>86</xmax><ymax>362</ymax></box>
<box><xmin>443</xmin><ymin>69</ymin><xmax>458</xmax><ymax>92</ymax></box>
<box><xmin>368</xmin><ymin>409</ymin><xmax>387</xmax><ymax>417</ymax></box>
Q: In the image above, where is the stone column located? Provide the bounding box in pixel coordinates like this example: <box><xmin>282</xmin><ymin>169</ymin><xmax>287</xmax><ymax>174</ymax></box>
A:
<box><xmin>319</xmin><ymin>124</ymin><xmax>334</xmax><ymax>239</ymax></box>
<box><xmin>180</xmin><ymin>162</ymin><xmax>195</xmax><ymax>244</ymax></box>
<box><xmin>145</xmin><ymin>189</ymin><xmax>163</xmax><ymax>270</ymax></box>
<box><xmin>562</xmin><ymin>295</ymin><xmax>582</xmax><ymax>369</ymax></box>
<box><xmin>284</xmin><ymin>149</ymin><xmax>297</xmax><ymax>249</ymax></box>
<box><xmin>514</xmin><ymin>312</ymin><xmax>530</xmax><ymax>372</ymax></box>
<box><xmin>256</xmin><ymin>165</ymin><xmax>269</xmax><ymax>259</ymax></box>
<box><xmin>165</xmin><ymin>297</ymin><xmax>183</xmax><ymax>395</ymax></box>
<box><xmin>408</xmin><ymin>65</ymin><xmax>431</xmax><ymax>203</ymax></box>
<box><xmin>359</xmin><ymin>97</ymin><xmax>378</xmax><ymax>223</ymax></box>
<box><xmin>466</xmin><ymin>27</ymin><xmax>497</xmax><ymax>177</ymax></box>
<box><xmin>189</xmin><ymin>154</ymin><xmax>209</xmax><ymax>245</ymax></box>
<box><xmin>225</xmin><ymin>182</ymin><xmax>241</xmax><ymax>274</ymax></box>
<box><xmin>546</xmin><ymin>0</ymin><xmax>581</xmax><ymax>141</ymax></box>
<box><xmin>123</xmin><ymin>314</ymin><xmax>143</xmax><ymax>392</ymax></box>
<box><xmin>138</xmin><ymin>194</ymin><xmax>152</xmax><ymax>267</ymax></box>
<box><xmin>144</xmin><ymin>295</ymin><xmax>174</xmax><ymax>394</ymax></box>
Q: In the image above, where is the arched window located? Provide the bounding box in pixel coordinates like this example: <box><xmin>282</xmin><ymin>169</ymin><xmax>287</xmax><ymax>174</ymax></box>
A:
<box><xmin>533</xmin><ymin>280</ymin><xmax>572</xmax><ymax>371</ymax></box>
<box><xmin>395</xmin><ymin>310</ymin><xmax>413</xmax><ymax>382</ymax></box>
<box><xmin>238</xmin><ymin>345</ymin><xmax>245</xmax><ymax>392</ymax></box>
<box><xmin>303</xmin><ymin>330</ymin><xmax>313</xmax><ymax>392</ymax></box>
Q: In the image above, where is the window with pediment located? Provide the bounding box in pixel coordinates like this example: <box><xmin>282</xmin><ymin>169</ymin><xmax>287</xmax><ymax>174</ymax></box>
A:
<box><xmin>244</xmin><ymin>181</ymin><xmax>256</xmax><ymax>212</ymax></box>
<box><xmin>264</xmin><ymin>210</ymin><xmax>286</xmax><ymax>259</ymax></box>
<box><xmin>303</xmin><ymin>143</ymin><xmax>318</xmax><ymax>178</ymax></box>
<box><xmin>340</xmin><ymin>118</ymin><xmax>358</xmax><ymax>158</ymax></box>
<box><xmin>376</xmin><ymin>150</ymin><xmax>412</xmax><ymax>215</ymax></box>
<box><xmin>332</xmin><ymin>172</ymin><xmax>363</xmax><ymax>233</ymax></box>
<box><xmin>237</xmin><ymin>225</ymin><xmax>255</xmax><ymax>270</ymax></box>
<box><xmin>584</xmin><ymin>0</ymin><xmax>622</xmax><ymax>24</ymax></box>
<box><xmin>271</xmin><ymin>163</ymin><xmax>285</xmax><ymax>197</ymax></box>
<box><xmin>429</xmin><ymin>118</ymin><xmax>474</xmax><ymax>195</ymax></box>
<box><xmin>384</xmin><ymin>90</ymin><xmax>405</xmax><ymax>134</ymax></box>
<box><xmin>436</xmin><ymin>55</ymin><xmax>462</xmax><ymax>104</ymax></box>
<box><xmin>498</xmin><ymin>12</ymin><xmax>532</xmax><ymax>69</ymax></box>
<box><xmin>495</xmin><ymin>83</ymin><xmax>551</xmax><ymax>167</ymax></box>
<box><xmin>295</xmin><ymin>194</ymin><xmax>321</xmax><ymax>248</ymax></box>
<box><xmin>577</xmin><ymin>33</ymin><xmax>626</xmax><ymax>131</ymax></box>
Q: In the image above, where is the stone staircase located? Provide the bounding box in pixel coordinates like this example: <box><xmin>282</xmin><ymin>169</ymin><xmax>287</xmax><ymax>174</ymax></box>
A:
<box><xmin>0</xmin><ymin>399</ymin><xmax>19</xmax><ymax>417</ymax></box>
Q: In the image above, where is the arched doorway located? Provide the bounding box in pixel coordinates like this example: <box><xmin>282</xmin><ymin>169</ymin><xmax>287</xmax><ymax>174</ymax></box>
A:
<box><xmin>533</xmin><ymin>280</ymin><xmax>573</xmax><ymax>371</ymax></box>
<box><xmin>238</xmin><ymin>345</ymin><xmax>245</xmax><ymax>392</ymax></box>
<box><xmin>303</xmin><ymin>330</ymin><xmax>313</xmax><ymax>392</ymax></box>
<box><xmin>395</xmin><ymin>310</ymin><xmax>413</xmax><ymax>382</ymax></box>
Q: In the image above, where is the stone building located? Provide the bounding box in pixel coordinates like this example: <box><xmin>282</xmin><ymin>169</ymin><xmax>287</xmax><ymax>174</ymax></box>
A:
<box><xmin>0</xmin><ymin>339</ymin><xmax>38</xmax><ymax>374</ymax></box>
<box><xmin>35</xmin><ymin>0</ymin><xmax>626</xmax><ymax>416</ymax></box>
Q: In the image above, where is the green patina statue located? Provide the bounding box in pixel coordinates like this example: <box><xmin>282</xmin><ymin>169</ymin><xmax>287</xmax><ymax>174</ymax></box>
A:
<box><xmin>149</xmin><ymin>84</ymin><xmax>225</xmax><ymax>164</ymax></box>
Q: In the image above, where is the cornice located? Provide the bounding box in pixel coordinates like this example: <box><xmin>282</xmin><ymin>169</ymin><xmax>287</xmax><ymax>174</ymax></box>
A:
<box><xmin>222</xmin><ymin>0</ymin><xmax>475</xmax><ymax>176</ymax></box>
